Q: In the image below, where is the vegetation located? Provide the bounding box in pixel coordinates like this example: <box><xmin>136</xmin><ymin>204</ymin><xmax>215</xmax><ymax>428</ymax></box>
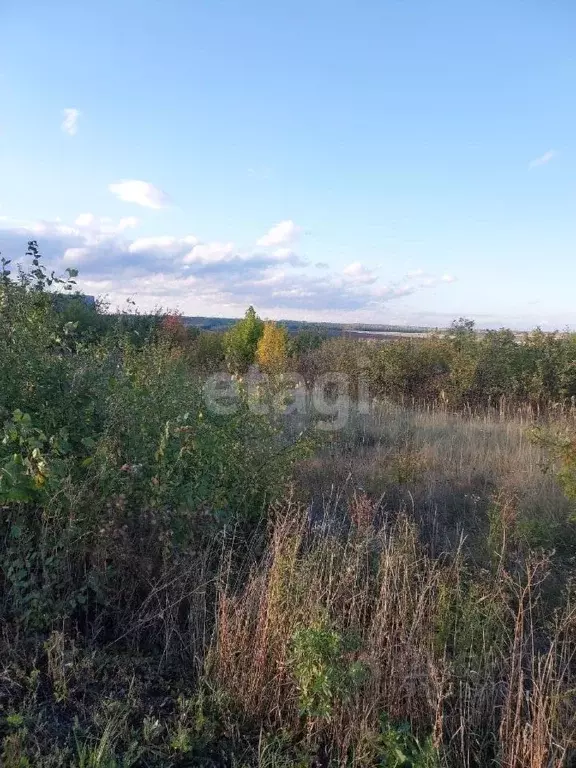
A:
<box><xmin>256</xmin><ymin>321</ymin><xmax>289</xmax><ymax>374</ymax></box>
<box><xmin>223</xmin><ymin>305</ymin><xmax>264</xmax><ymax>372</ymax></box>
<box><xmin>1</xmin><ymin>243</ymin><xmax>576</xmax><ymax>766</ymax></box>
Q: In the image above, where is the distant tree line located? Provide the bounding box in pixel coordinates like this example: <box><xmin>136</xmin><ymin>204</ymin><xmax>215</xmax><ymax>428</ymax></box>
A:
<box><xmin>8</xmin><ymin>243</ymin><xmax>573</xmax><ymax>410</ymax></box>
<box><xmin>211</xmin><ymin>308</ymin><xmax>576</xmax><ymax>408</ymax></box>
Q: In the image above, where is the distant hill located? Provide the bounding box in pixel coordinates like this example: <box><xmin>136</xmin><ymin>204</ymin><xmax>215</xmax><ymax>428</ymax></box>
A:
<box><xmin>181</xmin><ymin>315</ymin><xmax>436</xmax><ymax>337</ymax></box>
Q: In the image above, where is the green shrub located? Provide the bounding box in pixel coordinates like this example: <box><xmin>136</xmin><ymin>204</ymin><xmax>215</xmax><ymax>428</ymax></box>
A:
<box><xmin>0</xmin><ymin>244</ymin><xmax>309</xmax><ymax>637</ymax></box>
<box><xmin>371</xmin><ymin>715</ymin><xmax>439</xmax><ymax>768</ymax></box>
<box><xmin>288</xmin><ymin>618</ymin><xmax>368</xmax><ymax>722</ymax></box>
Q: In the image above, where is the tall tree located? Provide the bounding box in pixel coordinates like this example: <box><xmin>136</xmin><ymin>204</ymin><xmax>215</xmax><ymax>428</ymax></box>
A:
<box><xmin>256</xmin><ymin>321</ymin><xmax>289</xmax><ymax>373</ymax></box>
<box><xmin>224</xmin><ymin>306</ymin><xmax>264</xmax><ymax>372</ymax></box>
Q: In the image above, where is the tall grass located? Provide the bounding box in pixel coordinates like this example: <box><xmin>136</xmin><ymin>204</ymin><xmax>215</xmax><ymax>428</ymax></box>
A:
<box><xmin>2</xmin><ymin>394</ymin><xmax>576</xmax><ymax>765</ymax></box>
<box><xmin>297</xmin><ymin>401</ymin><xmax>576</xmax><ymax>562</ymax></box>
<box><xmin>210</xmin><ymin>498</ymin><xmax>576</xmax><ymax>767</ymax></box>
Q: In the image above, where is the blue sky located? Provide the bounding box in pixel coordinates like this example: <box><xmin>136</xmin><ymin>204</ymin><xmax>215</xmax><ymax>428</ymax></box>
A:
<box><xmin>1</xmin><ymin>0</ymin><xmax>575</xmax><ymax>328</ymax></box>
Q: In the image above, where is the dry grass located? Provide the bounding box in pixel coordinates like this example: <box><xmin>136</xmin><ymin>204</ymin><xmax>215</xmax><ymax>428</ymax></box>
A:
<box><xmin>210</xmin><ymin>499</ymin><xmax>576</xmax><ymax>766</ymax></box>
<box><xmin>2</xmin><ymin>400</ymin><xmax>576</xmax><ymax>766</ymax></box>
<box><xmin>296</xmin><ymin>401</ymin><xmax>576</xmax><ymax>559</ymax></box>
<box><xmin>203</xmin><ymin>401</ymin><xmax>576</xmax><ymax>765</ymax></box>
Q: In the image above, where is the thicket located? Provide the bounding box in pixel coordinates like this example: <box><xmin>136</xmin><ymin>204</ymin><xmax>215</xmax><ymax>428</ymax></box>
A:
<box><xmin>294</xmin><ymin>320</ymin><xmax>576</xmax><ymax>409</ymax></box>
<box><xmin>0</xmin><ymin>244</ymin><xmax>311</xmax><ymax>760</ymax></box>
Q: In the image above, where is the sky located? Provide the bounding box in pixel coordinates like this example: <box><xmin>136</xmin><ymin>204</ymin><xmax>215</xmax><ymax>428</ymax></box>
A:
<box><xmin>1</xmin><ymin>0</ymin><xmax>575</xmax><ymax>329</ymax></box>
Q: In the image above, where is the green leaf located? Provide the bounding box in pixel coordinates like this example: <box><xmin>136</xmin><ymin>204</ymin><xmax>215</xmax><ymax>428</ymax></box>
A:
<box><xmin>6</xmin><ymin>713</ymin><xmax>25</xmax><ymax>728</ymax></box>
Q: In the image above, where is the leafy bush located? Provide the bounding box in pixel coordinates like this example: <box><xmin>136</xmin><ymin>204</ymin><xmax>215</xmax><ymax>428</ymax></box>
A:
<box><xmin>0</xmin><ymin>244</ymin><xmax>308</xmax><ymax>637</ymax></box>
<box><xmin>289</xmin><ymin>618</ymin><xmax>368</xmax><ymax>721</ymax></box>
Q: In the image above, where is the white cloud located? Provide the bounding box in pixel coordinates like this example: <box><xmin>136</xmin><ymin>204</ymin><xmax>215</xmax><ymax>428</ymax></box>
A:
<box><xmin>393</xmin><ymin>285</ymin><xmax>414</xmax><ymax>297</ymax></box>
<box><xmin>28</xmin><ymin>220</ymin><xmax>76</xmax><ymax>236</ymax></box>
<box><xmin>0</xmin><ymin>214</ymin><xmax>455</xmax><ymax>318</ymax></box>
<box><xmin>441</xmin><ymin>274</ymin><xmax>456</xmax><ymax>283</ymax></box>
<box><xmin>272</xmin><ymin>247</ymin><xmax>303</xmax><ymax>265</ymax></box>
<box><xmin>61</xmin><ymin>108</ymin><xmax>80</xmax><ymax>136</ymax></box>
<box><xmin>74</xmin><ymin>213</ymin><xmax>139</xmax><ymax>236</ymax></box>
<box><xmin>342</xmin><ymin>262</ymin><xmax>377</xmax><ymax>284</ymax></box>
<box><xmin>529</xmin><ymin>150</ymin><xmax>557</xmax><ymax>169</ymax></box>
<box><xmin>118</xmin><ymin>217</ymin><xmax>139</xmax><ymax>231</ymax></box>
<box><xmin>109</xmin><ymin>180</ymin><xmax>170</xmax><ymax>209</ymax></box>
<box><xmin>129</xmin><ymin>236</ymin><xmax>177</xmax><ymax>253</ymax></box>
<box><xmin>183</xmin><ymin>242</ymin><xmax>235</xmax><ymax>264</ymax></box>
<box><xmin>75</xmin><ymin>213</ymin><xmax>96</xmax><ymax>228</ymax></box>
<box><xmin>62</xmin><ymin>247</ymin><xmax>90</xmax><ymax>264</ymax></box>
<box><xmin>128</xmin><ymin>235</ymin><xmax>197</xmax><ymax>255</ymax></box>
<box><xmin>257</xmin><ymin>220</ymin><xmax>301</xmax><ymax>247</ymax></box>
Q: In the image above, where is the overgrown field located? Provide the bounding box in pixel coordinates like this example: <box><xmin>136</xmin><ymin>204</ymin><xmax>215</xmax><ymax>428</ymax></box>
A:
<box><xmin>1</xmin><ymin>245</ymin><xmax>576</xmax><ymax>767</ymax></box>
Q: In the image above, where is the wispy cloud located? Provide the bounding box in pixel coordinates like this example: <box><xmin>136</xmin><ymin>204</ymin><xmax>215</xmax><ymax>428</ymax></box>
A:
<box><xmin>118</xmin><ymin>216</ymin><xmax>139</xmax><ymax>231</ymax></box>
<box><xmin>61</xmin><ymin>108</ymin><xmax>80</xmax><ymax>136</ymax></box>
<box><xmin>109</xmin><ymin>180</ymin><xmax>170</xmax><ymax>209</ymax></box>
<box><xmin>247</xmin><ymin>166</ymin><xmax>272</xmax><ymax>180</ymax></box>
<box><xmin>342</xmin><ymin>262</ymin><xmax>377</xmax><ymax>284</ymax></box>
<box><xmin>256</xmin><ymin>220</ymin><xmax>301</xmax><ymax>247</ymax></box>
<box><xmin>529</xmin><ymin>150</ymin><xmax>557</xmax><ymax>169</ymax></box>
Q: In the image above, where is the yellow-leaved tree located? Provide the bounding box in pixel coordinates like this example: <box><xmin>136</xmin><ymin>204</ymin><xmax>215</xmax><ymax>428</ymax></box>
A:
<box><xmin>256</xmin><ymin>321</ymin><xmax>289</xmax><ymax>373</ymax></box>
